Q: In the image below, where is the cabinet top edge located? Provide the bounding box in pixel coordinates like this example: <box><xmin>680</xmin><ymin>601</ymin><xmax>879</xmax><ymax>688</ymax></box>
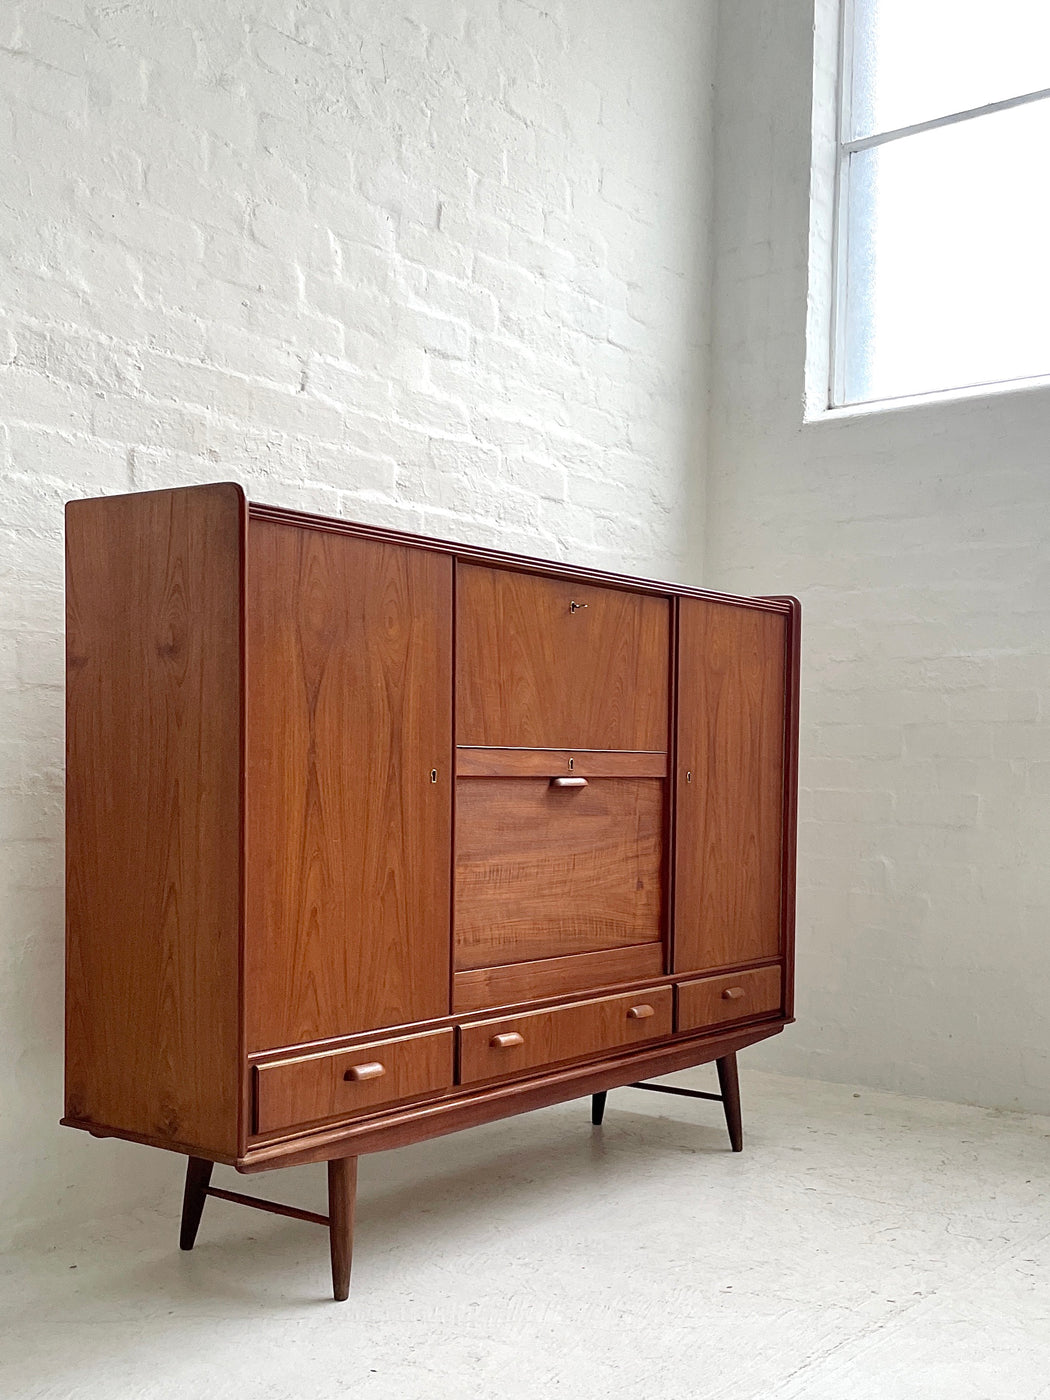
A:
<box><xmin>246</xmin><ymin>500</ymin><xmax>796</xmax><ymax>613</ymax></box>
<box><xmin>62</xmin><ymin>483</ymin><xmax>795</xmax><ymax>613</ymax></box>
<box><xmin>65</xmin><ymin>480</ymin><xmax>246</xmax><ymax>519</ymax></box>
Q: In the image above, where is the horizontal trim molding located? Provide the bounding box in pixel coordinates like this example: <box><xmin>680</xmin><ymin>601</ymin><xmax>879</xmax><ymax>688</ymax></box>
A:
<box><xmin>453</xmin><ymin>944</ymin><xmax>664</xmax><ymax>1013</ymax></box>
<box><xmin>239</xmin><ymin>1020</ymin><xmax>787</xmax><ymax>1169</ymax></box>
<box><xmin>247</xmin><ymin>500</ymin><xmax>794</xmax><ymax>614</ymax></box>
<box><xmin>456</xmin><ymin>747</ymin><xmax>668</xmax><ymax>778</ymax></box>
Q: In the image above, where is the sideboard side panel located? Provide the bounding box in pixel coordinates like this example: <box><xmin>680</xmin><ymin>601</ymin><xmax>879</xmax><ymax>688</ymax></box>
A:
<box><xmin>65</xmin><ymin>484</ymin><xmax>244</xmax><ymax>1158</ymax></box>
<box><xmin>245</xmin><ymin>523</ymin><xmax>453</xmax><ymax>1050</ymax></box>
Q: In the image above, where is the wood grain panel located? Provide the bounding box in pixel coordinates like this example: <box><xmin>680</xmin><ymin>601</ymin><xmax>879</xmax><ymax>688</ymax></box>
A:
<box><xmin>674</xmin><ymin>599</ymin><xmax>787</xmax><ymax>973</ymax></box>
<box><xmin>453</xmin><ymin>944</ymin><xmax>664</xmax><ymax>1012</ymax></box>
<box><xmin>456</xmin><ymin>564</ymin><xmax>670</xmax><ymax>750</ymax></box>
<box><xmin>676</xmin><ymin>965</ymin><xmax>783</xmax><ymax>1033</ymax></box>
<box><xmin>457</xmin><ymin>986</ymin><xmax>673</xmax><ymax>1085</ymax></box>
<box><xmin>245</xmin><ymin>522</ymin><xmax>452</xmax><ymax>1051</ymax></box>
<box><xmin>65</xmin><ymin>483</ymin><xmax>243</xmax><ymax>1158</ymax></box>
<box><xmin>454</xmin><ymin>777</ymin><xmax>663</xmax><ymax>969</ymax></box>
<box><xmin>254</xmin><ymin>1029</ymin><xmax>454</xmax><ymax>1134</ymax></box>
<box><xmin>456</xmin><ymin>747</ymin><xmax>667</xmax><ymax>778</ymax></box>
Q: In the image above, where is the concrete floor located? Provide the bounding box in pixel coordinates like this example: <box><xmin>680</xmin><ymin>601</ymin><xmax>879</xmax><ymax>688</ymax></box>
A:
<box><xmin>3</xmin><ymin>1067</ymin><xmax>1049</xmax><ymax>1400</ymax></box>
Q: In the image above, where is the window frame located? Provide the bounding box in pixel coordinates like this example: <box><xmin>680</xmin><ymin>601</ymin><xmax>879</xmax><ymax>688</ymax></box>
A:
<box><xmin>829</xmin><ymin>0</ymin><xmax>1050</xmax><ymax>409</ymax></box>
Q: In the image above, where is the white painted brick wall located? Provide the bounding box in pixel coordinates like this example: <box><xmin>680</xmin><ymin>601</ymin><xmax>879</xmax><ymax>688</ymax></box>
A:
<box><xmin>709</xmin><ymin>0</ymin><xmax>1050</xmax><ymax>1114</ymax></box>
<box><xmin>0</xmin><ymin>0</ymin><xmax>715</xmax><ymax>1242</ymax></box>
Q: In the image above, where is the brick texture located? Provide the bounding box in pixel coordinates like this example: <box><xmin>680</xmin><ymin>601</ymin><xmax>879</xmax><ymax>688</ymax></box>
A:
<box><xmin>0</xmin><ymin>0</ymin><xmax>715</xmax><ymax>1241</ymax></box>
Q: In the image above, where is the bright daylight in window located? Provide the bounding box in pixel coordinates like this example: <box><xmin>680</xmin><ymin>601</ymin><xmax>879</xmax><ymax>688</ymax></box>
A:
<box><xmin>833</xmin><ymin>0</ymin><xmax>1050</xmax><ymax>407</ymax></box>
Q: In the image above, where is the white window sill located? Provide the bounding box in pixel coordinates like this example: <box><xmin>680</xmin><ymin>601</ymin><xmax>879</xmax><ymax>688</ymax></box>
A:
<box><xmin>803</xmin><ymin>370</ymin><xmax>1050</xmax><ymax>425</ymax></box>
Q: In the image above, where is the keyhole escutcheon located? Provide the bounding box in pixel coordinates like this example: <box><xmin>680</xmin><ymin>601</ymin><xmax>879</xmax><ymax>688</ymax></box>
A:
<box><xmin>430</xmin><ymin>769</ymin><xmax>438</xmax><ymax>783</ymax></box>
<box><xmin>569</xmin><ymin>600</ymin><xmax>587</xmax><ymax>614</ymax></box>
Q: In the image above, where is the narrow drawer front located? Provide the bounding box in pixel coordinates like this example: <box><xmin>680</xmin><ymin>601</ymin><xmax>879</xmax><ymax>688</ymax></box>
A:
<box><xmin>458</xmin><ymin>986</ymin><xmax>673</xmax><ymax>1086</ymax></box>
<box><xmin>676</xmin><ymin>966</ymin><xmax>782</xmax><ymax>1034</ymax></box>
<box><xmin>254</xmin><ymin>1028</ymin><xmax>454</xmax><ymax>1134</ymax></box>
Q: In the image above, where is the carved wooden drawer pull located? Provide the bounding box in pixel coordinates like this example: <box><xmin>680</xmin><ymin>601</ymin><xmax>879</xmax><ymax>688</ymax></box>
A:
<box><xmin>344</xmin><ymin>1061</ymin><xmax>386</xmax><ymax>1082</ymax></box>
<box><xmin>490</xmin><ymin>1032</ymin><xmax>524</xmax><ymax>1049</ymax></box>
<box><xmin>722</xmin><ymin>987</ymin><xmax>745</xmax><ymax>1001</ymax></box>
<box><xmin>627</xmin><ymin>1004</ymin><xmax>655</xmax><ymax>1020</ymax></box>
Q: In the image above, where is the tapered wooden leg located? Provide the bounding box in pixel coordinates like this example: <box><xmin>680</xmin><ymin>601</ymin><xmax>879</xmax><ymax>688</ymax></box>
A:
<box><xmin>591</xmin><ymin>1091</ymin><xmax>608</xmax><ymax>1125</ymax></box>
<box><xmin>327</xmin><ymin>1156</ymin><xmax>357</xmax><ymax>1302</ymax></box>
<box><xmin>716</xmin><ymin>1053</ymin><xmax>743</xmax><ymax>1152</ymax></box>
<box><xmin>180</xmin><ymin>1157</ymin><xmax>214</xmax><ymax>1250</ymax></box>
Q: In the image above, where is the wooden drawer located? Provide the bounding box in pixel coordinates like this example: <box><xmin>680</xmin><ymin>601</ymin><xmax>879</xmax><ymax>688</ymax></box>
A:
<box><xmin>676</xmin><ymin>966</ymin><xmax>782</xmax><ymax>1034</ymax></box>
<box><xmin>254</xmin><ymin>1028</ymin><xmax>454</xmax><ymax>1134</ymax></box>
<box><xmin>458</xmin><ymin>986</ymin><xmax>673</xmax><ymax>1086</ymax></box>
<box><xmin>456</xmin><ymin>563</ymin><xmax>670</xmax><ymax>751</ymax></box>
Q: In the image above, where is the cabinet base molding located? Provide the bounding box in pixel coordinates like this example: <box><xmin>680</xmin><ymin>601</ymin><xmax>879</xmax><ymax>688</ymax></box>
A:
<box><xmin>61</xmin><ymin>1020</ymin><xmax>784</xmax><ymax>1172</ymax></box>
<box><xmin>243</xmin><ymin>1020</ymin><xmax>783</xmax><ymax>1170</ymax></box>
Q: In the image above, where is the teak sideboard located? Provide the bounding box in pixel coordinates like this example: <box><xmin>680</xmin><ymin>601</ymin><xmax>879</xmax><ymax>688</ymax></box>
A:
<box><xmin>64</xmin><ymin>483</ymin><xmax>800</xmax><ymax>1300</ymax></box>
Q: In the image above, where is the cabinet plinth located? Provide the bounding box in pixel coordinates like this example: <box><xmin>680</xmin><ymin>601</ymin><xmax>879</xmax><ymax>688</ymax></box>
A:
<box><xmin>64</xmin><ymin>483</ymin><xmax>800</xmax><ymax>1300</ymax></box>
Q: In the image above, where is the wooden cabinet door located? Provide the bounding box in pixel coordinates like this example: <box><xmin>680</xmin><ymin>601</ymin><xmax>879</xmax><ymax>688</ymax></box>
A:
<box><xmin>454</xmin><ymin>775</ymin><xmax>664</xmax><ymax>969</ymax></box>
<box><xmin>245</xmin><ymin>523</ymin><xmax>452</xmax><ymax>1051</ymax></box>
<box><xmin>674</xmin><ymin>599</ymin><xmax>788</xmax><ymax>973</ymax></box>
<box><xmin>456</xmin><ymin>564</ymin><xmax>670</xmax><ymax>751</ymax></box>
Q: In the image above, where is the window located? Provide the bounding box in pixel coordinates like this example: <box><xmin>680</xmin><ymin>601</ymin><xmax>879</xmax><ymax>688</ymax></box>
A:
<box><xmin>832</xmin><ymin>0</ymin><xmax>1050</xmax><ymax>407</ymax></box>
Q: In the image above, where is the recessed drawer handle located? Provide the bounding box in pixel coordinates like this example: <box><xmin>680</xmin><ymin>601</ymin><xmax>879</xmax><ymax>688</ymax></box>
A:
<box><xmin>722</xmin><ymin>987</ymin><xmax>745</xmax><ymax>1001</ymax></box>
<box><xmin>344</xmin><ymin>1061</ymin><xmax>386</xmax><ymax>1082</ymax></box>
<box><xmin>627</xmin><ymin>1004</ymin><xmax>655</xmax><ymax>1020</ymax></box>
<box><xmin>550</xmin><ymin>776</ymin><xmax>588</xmax><ymax>788</ymax></box>
<box><xmin>490</xmin><ymin>1032</ymin><xmax>524</xmax><ymax>1049</ymax></box>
